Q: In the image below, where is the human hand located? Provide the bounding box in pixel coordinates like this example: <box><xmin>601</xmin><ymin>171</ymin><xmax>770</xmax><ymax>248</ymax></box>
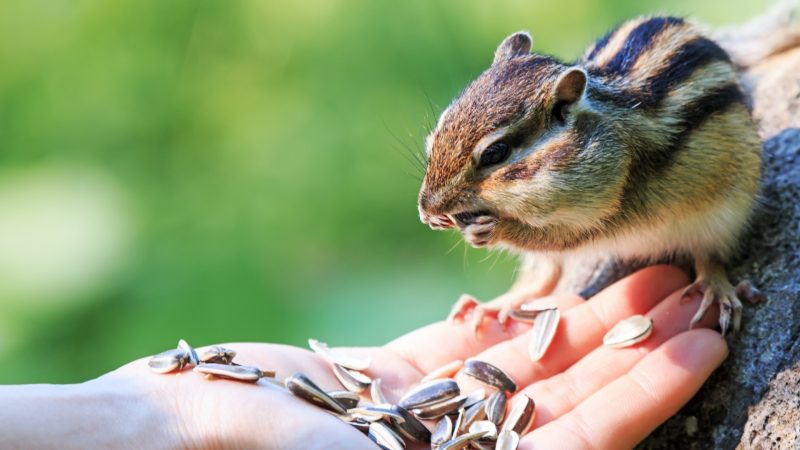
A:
<box><xmin>91</xmin><ymin>265</ymin><xmax>726</xmax><ymax>450</ymax></box>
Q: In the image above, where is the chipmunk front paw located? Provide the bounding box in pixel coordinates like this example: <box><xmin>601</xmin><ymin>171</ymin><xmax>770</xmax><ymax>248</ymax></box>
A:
<box><xmin>457</xmin><ymin>214</ymin><xmax>498</xmax><ymax>247</ymax></box>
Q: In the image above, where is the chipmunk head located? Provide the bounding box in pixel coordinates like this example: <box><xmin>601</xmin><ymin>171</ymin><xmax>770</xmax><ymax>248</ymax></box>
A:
<box><xmin>418</xmin><ymin>31</ymin><xmax>624</xmax><ymax>247</ymax></box>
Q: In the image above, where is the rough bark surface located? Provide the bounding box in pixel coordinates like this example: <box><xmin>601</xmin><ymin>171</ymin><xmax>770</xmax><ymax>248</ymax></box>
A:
<box><xmin>557</xmin><ymin>8</ymin><xmax>800</xmax><ymax>450</ymax></box>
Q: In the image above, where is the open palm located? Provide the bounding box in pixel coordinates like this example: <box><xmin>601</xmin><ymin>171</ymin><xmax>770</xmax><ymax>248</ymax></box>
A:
<box><xmin>101</xmin><ymin>265</ymin><xmax>726</xmax><ymax>450</ymax></box>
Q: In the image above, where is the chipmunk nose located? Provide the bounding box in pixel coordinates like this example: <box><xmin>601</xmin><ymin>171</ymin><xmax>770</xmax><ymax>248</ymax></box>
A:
<box><xmin>418</xmin><ymin>190</ymin><xmax>445</xmax><ymax>215</ymax></box>
<box><xmin>418</xmin><ymin>190</ymin><xmax>456</xmax><ymax>229</ymax></box>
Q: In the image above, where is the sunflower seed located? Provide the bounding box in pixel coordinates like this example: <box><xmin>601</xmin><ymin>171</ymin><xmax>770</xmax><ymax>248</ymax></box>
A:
<box><xmin>198</xmin><ymin>346</ymin><xmax>237</xmax><ymax>364</ymax></box>
<box><xmin>486</xmin><ymin>391</ymin><xmax>508</xmax><ymax>425</ymax></box>
<box><xmin>390</xmin><ymin>405</ymin><xmax>432</xmax><ymax>444</ymax></box>
<box><xmin>451</xmin><ymin>407</ymin><xmax>465</xmax><ymax>439</ymax></box>
<box><xmin>177</xmin><ymin>339</ymin><xmax>199</xmax><ymax>366</ymax></box>
<box><xmin>529</xmin><ymin>308</ymin><xmax>560</xmax><ymax>361</ymax></box>
<box><xmin>308</xmin><ymin>338</ymin><xmax>371</xmax><ymax>371</ymax></box>
<box><xmin>349</xmin><ymin>405</ymin><xmax>405</xmax><ymax>423</ymax></box>
<box><xmin>469</xmin><ymin>420</ymin><xmax>497</xmax><ymax>439</ymax></box>
<box><xmin>438</xmin><ymin>430</ymin><xmax>488</xmax><ymax>450</ymax></box>
<box><xmin>193</xmin><ymin>363</ymin><xmax>269</xmax><ymax>382</ymax></box>
<box><xmin>431</xmin><ymin>415</ymin><xmax>453</xmax><ymax>450</ymax></box>
<box><xmin>398</xmin><ymin>378</ymin><xmax>460</xmax><ymax>410</ymax></box>
<box><xmin>328</xmin><ymin>390</ymin><xmax>361</xmax><ymax>409</ymax></box>
<box><xmin>285</xmin><ymin>373</ymin><xmax>347</xmax><ymax>415</ymax></box>
<box><xmin>332</xmin><ymin>363</ymin><xmax>372</xmax><ymax>393</ymax></box>
<box><xmin>501</xmin><ymin>395</ymin><xmax>535</xmax><ymax>436</ymax></box>
<box><xmin>371</xmin><ymin>378</ymin><xmax>388</xmax><ymax>404</ymax></box>
<box><xmin>412</xmin><ymin>393</ymin><xmax>467</xmax><ymax>420</ymax></box>
<box><xmin>460</xmin><ymin>399</ymin><xmax>487</xmax><ymax>433</ymax></box>
<box><xmin>421</xmin><ymin>360</ymin><xmax>464</xmax><ymax>382</ymax></box>
<box><xmin>368</xmin><ymin>422</ymin><xmax>405</xmax><ymax>450</ymax></box>
<box><xmin>496</xmin><ymin>429</ymin><xmax>520</xmax><ymax>450</ymax></box>
<box><xmin>508</xmin><ymin>308</ymin><xmax>542</xmax><ymax>322</ymax></box>
<box><xmin>603</xmin><ymin>314</ymin><xmax>653</xmax><ymax>348</ymax></box>
<box><xmin>462</xmin><ymin>359</ymin><xmax>517</xmax><ymax>393</ymax></box>
<box><xmin>148</xmin><ymin>348</ymin><xmax>190</xmax><ymax>374</ymax></box>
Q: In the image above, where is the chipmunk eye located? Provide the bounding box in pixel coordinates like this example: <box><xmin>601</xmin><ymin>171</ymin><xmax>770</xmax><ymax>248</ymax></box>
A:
<box><xmin>478</xmin><ymin>142</ymin><xmax>511</xmax><ymax>168</ymax></box>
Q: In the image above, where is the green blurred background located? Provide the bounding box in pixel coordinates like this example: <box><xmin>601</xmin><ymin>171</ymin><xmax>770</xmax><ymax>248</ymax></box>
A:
<box><xmin>0</xmin><ymin>0</ymin><xmax>769</xmax><ymax>383</ymax></box>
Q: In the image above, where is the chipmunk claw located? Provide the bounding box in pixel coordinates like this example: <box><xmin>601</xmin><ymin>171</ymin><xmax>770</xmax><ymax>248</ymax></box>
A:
<box><xmin>686</xmin><ymin>278</ymin><xmax>743</xmax><ymax>337</ymax></box>
<box><xmin>447</xmin><ymin>294</ymin><xmax>516</xmax><ymax>336</ymax></box>
<box><xmin>447</xmin><ymin>294</ymin><xmax>480</xmax><ymax>324</ymax></box>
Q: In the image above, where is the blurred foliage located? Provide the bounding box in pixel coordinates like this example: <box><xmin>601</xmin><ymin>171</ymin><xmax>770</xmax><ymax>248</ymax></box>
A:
<box><xmin>0</xmin><ymin>0</ymin><xmax>768</xmax><ymax>383</ymax></box>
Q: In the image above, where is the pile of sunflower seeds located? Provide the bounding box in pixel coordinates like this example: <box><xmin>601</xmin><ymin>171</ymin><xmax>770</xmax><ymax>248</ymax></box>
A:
<box><xmin>148</xmin><ymin>339</ymin><xmax>536</xmax><ymax>449</ymax></box>
<box><xmin>299</xmin><ymin>341</ymin><xmax>537</xmax><ymax>450</ymax></box>
<box><xmin>149</xmin><ymin>309</ymin><xmax>652</xmax><ymax>449</ymax></box>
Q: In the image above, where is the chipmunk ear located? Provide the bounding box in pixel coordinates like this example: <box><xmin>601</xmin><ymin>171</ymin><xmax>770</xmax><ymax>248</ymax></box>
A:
<box><xmin>493</xmin><ymin>31</ymin><xmax>532</xmax><ymax>65</ymax></box>
<box><xmin>553</xmin><ymin>67</ymin><xmax>587</xmax><ymax>104</ymax></box>
<box><xmin>551</xmin><ymin>67</ymin><xmax>587</xmax><ymax>122</ymax></box>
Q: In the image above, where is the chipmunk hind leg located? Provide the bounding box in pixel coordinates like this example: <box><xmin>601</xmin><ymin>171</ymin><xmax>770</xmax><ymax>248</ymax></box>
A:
<box><xmin>447</xmin><ymin>254</ymin><xmax>562</xmax><ymax>334</ymax></box>
<box><xmin>682</xmin><ymin>253</ymin><xmax>763</xmax><ymax>336</ymax></box>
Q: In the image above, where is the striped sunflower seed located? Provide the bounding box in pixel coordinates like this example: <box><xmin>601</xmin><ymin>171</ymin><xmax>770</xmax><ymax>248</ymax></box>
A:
<box><xmin>496</xmin><ymin>429</ymin><xmax>520</xmax><ymax>450</ymax></box>
<box><xmin>193</xmin><ymin>363</ymin><xmax>270</xmax><ymax>382</ymax></box>
<box><xmin>370</xmin><ymin>378</ymin><xmax>388</xmax><ymax>404</ymax></box>
<box><xmin>390</xmin><ymin>405</ymin><xmax>432</xmax><ymax>444</ymax></box>
<box><xmin>462</xmin><ymin>359</ymin><xmax>517</xmax><ymax>393</ymax></box>
<box><xmin>486</xmin><ymin>390</ymin><xmax>508</xmax><ymax>425</ymax></box>
<box><xmin>508</xmin><ymin>308</ymin><xmax>541</xmax><ymax>322</ymax></box>
<box><xmin>529</xmin><ymin>308</ymin><xmax>560</xmax><ymax>361</ymax></box>
<box><xmin>412</xmin><ymin>393</ymin><xmax>467</xmax><ymax>420</ymax></box>
<box><xmin>438</xmin><ymin>430</ymin><xmax>488</xmax><ymax>450</ymax></box>
<box><xmin>285</xmin><ymin>373</ymin><xmax>347</xmax><ymax>415</ymax></box>
<box><xmin>451</xmin><ymin>407</ymin><xmax>465</xmax><ymax>440</ymax></box>
<box><xmin>431</xmin><ymin>415</ymin><xmax>453</xmax><ymax>450</ymax></box>
<box><xmin>327</xmin><ymin>390</ymin><xmax>361</xmax><ymax>409</ymax></box>
<box><xmin>398</xmin><ymin>378</ymin><xmax>460</xmax><ymax>410</ymax></box>
<box><xmin>368</xmin><ymin>422</ymin><xmax>405</xmax><ymax>450</ymax></box>
<box><xmin>177</xmin><ymin>339</ymin><xmax>199</xmax><ymax>367</ymax></box>
<box><xmin>349</xmin><ymin>405</ymin><xmax>405</xmax><ymax>423</ymax></box>
<box><xmin>603</xmin><ymin>315</ymin><xmax>653</xmax><ymax>348</ymax></box>
<box><xmin>148</xmin><ymin>348</ymin><xmax>190</xmax><ymax>374</ymax></box>
<box><xmin>459</xmin><ymin>399</ymin><xmax>487</xmax><ymax>433</ymax></box>
<box><xmin>501</xmin><ymin>395</ymin><xmax>535</xmax><ymax>436</ymax></box>
<box><xmin>332</xmin><ymin>363</ymin><xmax>372</xmax><ymax>393</ymax></box>
<box><xmin>468</xmin><ymin>420</ymin><xmax>498</xmax><ymax>439</ymax></box>
<box><xmin>198</xmin><ymin>346</ymin><xmax>237</xmax><ymax>364</ymax></box>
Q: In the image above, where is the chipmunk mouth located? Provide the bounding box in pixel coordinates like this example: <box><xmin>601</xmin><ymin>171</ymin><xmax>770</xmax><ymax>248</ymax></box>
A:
<box><xmin>451</xmin><ymin>210</ymin><xmax>494</xmax><ymax>227</ymax></box>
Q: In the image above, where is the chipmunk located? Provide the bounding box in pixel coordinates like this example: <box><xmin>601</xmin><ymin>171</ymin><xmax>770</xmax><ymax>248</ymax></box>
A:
<box><xmin>417</xmin><ymin>16</ymin><xmax>766</xmax><ymax>336</ymax></box>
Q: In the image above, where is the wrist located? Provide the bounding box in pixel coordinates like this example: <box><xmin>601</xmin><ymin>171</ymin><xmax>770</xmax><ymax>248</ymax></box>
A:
<box><xmin>0</xmin><ymin>378</ymin><xmax>183</xmax><ymax>450</ymax></box>
<box><xmin>82</xmin><ymin>374</ymin><xmax>188</xmax><ymax>450</ymax></box>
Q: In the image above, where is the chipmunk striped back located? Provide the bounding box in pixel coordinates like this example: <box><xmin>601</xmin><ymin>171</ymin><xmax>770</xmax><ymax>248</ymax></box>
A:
<box><xmin>578</xmin><ymin>17</ymin><xmax>760</xmax><ymax>243</ymax></box>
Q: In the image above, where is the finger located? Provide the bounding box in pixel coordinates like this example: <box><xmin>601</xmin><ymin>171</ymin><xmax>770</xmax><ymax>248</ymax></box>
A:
<box><xmin>521</xmin><ymin>329</ymin><xmax>728</xmax><ymax>450</ymax></box>
<box><xmin>455</xmin><ymin>265</ymin><xmax>690</xmax><ymax>392</ymax></box>
<box><xmin>384</xmin><ymin>293</ymin><xmax>584</xmax><ymax>374</ymax></box>
<box><xmin>519</xmin><ymin>284</ymin><xmax>719</xmax><ymax>428</ymax></box>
